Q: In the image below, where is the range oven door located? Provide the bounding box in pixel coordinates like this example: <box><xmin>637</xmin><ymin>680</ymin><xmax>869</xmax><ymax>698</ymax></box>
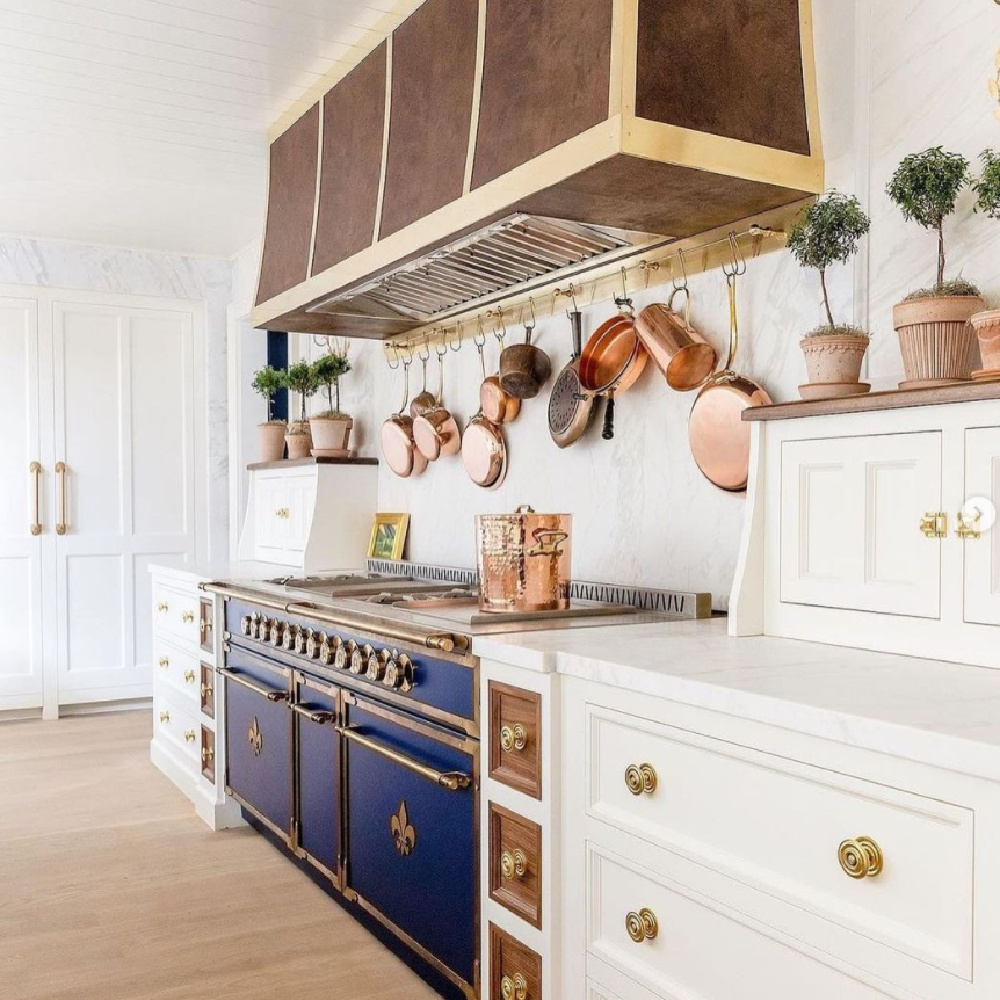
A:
<box><xmin>222</xmin><ymin>646</ymin><xmax>293</xmax><ymax>842</ymax></box>
<box><xmin>294</xmin><ymin>672</ymin><xmax>341</xmax><ymax>882</ymax></box>
<box><xmin>344</xmin><ymin>693</ymin><xmax>478</xmax><ymax>994</ymax></box>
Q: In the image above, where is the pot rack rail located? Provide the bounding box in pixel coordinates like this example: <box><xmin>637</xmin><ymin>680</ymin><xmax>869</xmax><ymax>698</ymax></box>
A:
<box><xmin>350</xmin><ymin>197</ymin><xmax>810</xmax><ymax>360</ymax></box>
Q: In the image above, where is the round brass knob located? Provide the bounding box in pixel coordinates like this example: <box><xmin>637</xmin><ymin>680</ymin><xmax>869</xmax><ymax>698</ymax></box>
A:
<box><xmin>282</xmin><ymin>625</ymin><xmax>297</xmax><ymax>651</ymax></box>
<box><xmin>350</xmin><ymin>643</ymin><xmax>370</xmax><ymax>675</ymax></box>
<box><xmin>201</xmin><ymin>682</ymin><xmax>213</xmax><ymax>700</ymax></box>
<box><xmin>500</xmin><ymin>849</ymin><xmax>527</xmax><ymax>879</ymax></box>
<box><xmin>240</xmin><ymin>615</ymin><xmax>252</xmax><ymax>636</ymax></box>
<box><xmin>158</xmin><ymin>657</ymin><xmax>169</xmax><ymax>669</ymax></box>
<box><xmin>182</xmin><ymin>611</ymin><xmax>195</xmax><ymax>624</ymax></box>
<box><xmin>294</xmin><ymin>627</ymin><xmax>308</xmax><ymax>654</ymax></box>
<box><xmin>334</xmin><ymin>639</ymin><xmax>352</xmax><ymax>670</ymax></box>
<box><xmin>384</xmin><ymin>654</ymin><xmax>414</xmax><ymax>692</ymax></box>
<box><xmin>838</xmin><ymin>836</ymin><xmax>884</xmax><ymax>879</ymax></box>
<box><xmin>500</xmin><ymin>973</ymin><xmax>527</xmax><ymax>1000</ymax></box>
<box><xmin>305</xmin><ymin>630</ymin><xmax>319</xmax><ymax>658</ymax></box>
<box><xmin>159</xmin><ymin>711</ymin><xmax>170</xmax><ymax>724</ymax></box>
<box><xmin>184</xmin><ymin>670</ymin><xmax>196</xmax><ymax>684</ymax></box>
<box><xmin>318</xmin><ymin>634</ymin><xmax>339</xmax><ymax>666</ymax></box>
<box><xmin>499</xmin><ymin>724</ymin><xmax>527</xmax><ymax>753</ymax></box>
<box><xmin>201</xmin><ymin>746</ymin><xmax>214</xmax><ymax>764</ymax></box>
<box><xmin>251</xmin><ymin>614</ymin><xmax>262</xmax><ymax>639</ymax></box>
<box><xmin>624</xmin><ymin>762</ymin><xmax>657</xmax><ymax>796</ymax></box>
<box><xmin>257</xmin><ymin>617</ymin><xmax>271</xmax><ymax>641</ymax></box>
<box><xmin>157</xmin><ymin>601</ymin><xmax>169</xmax><ymax>613</ymax></box>
<box><xmin>625</xmin><ymin>907</ymin><xmax>658</xmax><ymax>944</ymax></box>
<box><xmin>184</xmin><ymin>730</ymin><xmax>196</xmax><ymax>743</ymax></box>
<box><xmin>367</xmin><ymin>649</ymin><xmax>389</xmax><ymax>682</ymax></box>
<box><xmin>268</xmin><ymin>620</ymin><xmax>283</xmax><ymax>645</ymax></box>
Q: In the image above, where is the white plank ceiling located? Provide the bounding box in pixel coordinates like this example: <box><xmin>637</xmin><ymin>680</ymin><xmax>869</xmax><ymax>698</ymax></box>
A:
<box><xmin>0</xmin><ymin>0</ymin><xmax>397</xmax><ymax>257</ymax></box>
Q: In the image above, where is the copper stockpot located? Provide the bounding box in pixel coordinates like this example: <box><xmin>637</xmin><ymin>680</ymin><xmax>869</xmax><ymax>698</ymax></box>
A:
<box><xmin>499</xmin><ymin>324</ymin><xmax>552</xmax><ymax>400</ymax></box>
<box><xmin>476</xmin><ymin>506</ymin><xmax>572</xmax><ymax>612</ymax></box>
<box><xmin>635</xmin><ymin>288</ymin><xmax>718</xmax><ymax>392</ymax></box>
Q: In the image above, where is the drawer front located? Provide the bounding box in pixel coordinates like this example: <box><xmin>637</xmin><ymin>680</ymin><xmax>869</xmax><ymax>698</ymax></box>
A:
<box><xmin>489</xmin><ymin>924</ymin><xmax>541</xmax><ymax>1000</ymax></box>
<box><xmin>201</xmin><ymin>726</ymin><xmax>216</xmax><ymax>784</ymax></box>
<box><xmin>489</xmin><ymin>682</ymin><xmax>541</xmax><ymax>799</ymax></box>
<box><xmin>488</xmin><ymin>802</ymin><xmax>542</xmax><ymax>929</ymax></box>
<box><xmin>153</xmin><ymin>583</ymin><xmax>201</xmax><ymax>647</ymax></box>
<box><xmin>588</xmin><ymin>705</ymin><xmax>973</xmax><ymax>979</ymax></box>
<box><xmin>295</xmin><ymin>675</ymin><xmax>340</xmax><ymax>879</ymax></box>
<box><xmin>154</xmin><ymin>689</ymin><xmax>200</xmax><ymax>764</ymax></box>
<box><xmin>153</xmin><ymin>638</ymin><xmax>200</xmax><ymax>706</ymax></box>
<box><xmin>589</xmin><ymin>846</ymin><xmax>893</xmax><ymax>1000</ymax></box>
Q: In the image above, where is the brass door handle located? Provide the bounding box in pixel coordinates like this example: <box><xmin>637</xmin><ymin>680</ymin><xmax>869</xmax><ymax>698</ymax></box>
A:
<box><xmin>500</xmin><ymin>973</ymin><xmax>528</xmax><ymax>1000</ymax></box>
<box><xmin>625</xmin><ymin>907</ymin><xmax>659</xmax><ymax>943</ymax></box>
<box><xmin>30</xmin><ymin>461</ymin><xmax>42</xmax><ymax>535</ymax></box>
<box><xmin>499</xmin><ymin>724</ymin><xmax>527</xmax><ymax>753</ymax></box>
<box><xmin>625</xmin><ymin>762</ymin><xmax>657</xmax><ymax>796</ymax></box>
<box><xmin>292</xmin><ymin>703</ymin><xmax>337</xmax><ymax>725</ymax></box>
<box><xmin>55</xmin><ymin>461</ymin><xmax>67</xmax><ymax>535</ymax></box>
<box><xmin>500</xmin><ymin>849</ymin><xmax>527</xmax><ymax>879</ymax></box>
<box><xmin>338</xmin><ymin>726</ymin><xmax>471</xmax><ymax>791</ymax></box>
<box><xmin>183</xmin><ymin>670</ymin><xmax>196</xmax><ymax>684</ymax></box>
<box><xmin>920</xmin><ymin>511</ymin><xmax>947</xmax><ymax>538</ymax></box>
<box><xmin>159</xmin><ymin>711</ymin><xmax>170</xmax><ymax>724</ymax></box>
<box><xmin>957</xmin><ymin>509</ymin><xmax>983</xmax><ymax>540</ymax></box>
<box><xmin>838</xmin><ymin>836</ymin><xmax>884</xmax><ymax>879</ymax></box>
<box><xmin>184</xmin><ymin>730</ymin><xmax>196</xmax><ymax>743</ymax></box>
<box><xmin>217</xmin><ymin>666</ymin><xmax>290</xmax><ymax>703</ymax></box>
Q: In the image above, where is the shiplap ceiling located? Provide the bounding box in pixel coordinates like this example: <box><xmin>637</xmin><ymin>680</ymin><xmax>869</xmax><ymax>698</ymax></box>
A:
<box><xmin>0</xmin><ymin>0</ymin><xmax>402</xmax><ymax>257</ymax></box>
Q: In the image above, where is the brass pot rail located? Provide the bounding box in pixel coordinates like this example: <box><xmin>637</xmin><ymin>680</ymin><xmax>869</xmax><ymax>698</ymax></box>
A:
<box><xmin>216</xmin><ymin>666</ymin><xmax>290</xmax><ymax>703</ymax></box>
<box><xmin>291</xmin><ymin>704</ymin><xmax>337</xmax><ymax>725</ymax></box>
<box><xmin>338</xmin><ymin>725</ymin><xmax>472</xmax><ymax>792</ymax></box>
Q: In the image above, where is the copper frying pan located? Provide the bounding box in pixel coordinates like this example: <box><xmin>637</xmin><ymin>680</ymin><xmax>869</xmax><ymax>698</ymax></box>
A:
<box><xmin>462</xmin><ymin>336</ymin><xmax>508</xmax><ymax>489</ymax></box>
<box><xmin>381</xmin><ymin>358</ymin><xmax>428</xmax><ymax>479</ymax></box>
<box><xmin>688</xmin><ymin>267</ymin><xmax>771</xmax><ymax>492</ymax></box>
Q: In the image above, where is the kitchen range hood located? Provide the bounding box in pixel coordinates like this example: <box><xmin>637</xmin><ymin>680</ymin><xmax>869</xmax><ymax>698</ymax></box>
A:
<box><xmin>252</xmin><ymin>0</ymin><xmax>825</xmax><ymax>340</ymax></box>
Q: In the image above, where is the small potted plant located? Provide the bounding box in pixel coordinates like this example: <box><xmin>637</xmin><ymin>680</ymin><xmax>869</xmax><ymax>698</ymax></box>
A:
<box><xmin>887</xmin><ymin>146</ymin><xmax>984</xmax><ymax>387</ymax></box>
<box><xmin>971</xmin><ymin>149</ymin><xmax>1000</xmax><ymax>376</ymax></box>
<box><xmin>787</xmin><ymin>191</ymin><xmax>872</xmax><ymax>399</ymax></box>
<box><xmin>251</xmin><ymin>365</ymin><xmax>288</xmax><ymax>462</ymax></box>
<box><xmin>284</xmin><ymin>360</ymin><xmax>319</xmax><ymax>459</ymax></box>
<box><xmin>310</xmin><ymin>350</ymin><xmax>354</xmax><ymax>455</ymax></box>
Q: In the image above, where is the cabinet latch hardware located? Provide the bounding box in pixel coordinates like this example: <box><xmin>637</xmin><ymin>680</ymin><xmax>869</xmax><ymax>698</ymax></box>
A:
<box><xmin>920</xmin><ymin>512</ymin><xmax>948</xmax><ymax>539</ymax></box>
<box><xmin>957</xmin><ymin>508</ymin><xmax>983</xmax><ymax>540</ymax></box>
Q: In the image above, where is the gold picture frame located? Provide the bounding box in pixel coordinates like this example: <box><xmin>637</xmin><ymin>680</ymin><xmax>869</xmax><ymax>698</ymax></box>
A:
<box><xmin>367</xmin><ymin>513</ymin><xmax>410</xmax><ymax>561</ymax></box>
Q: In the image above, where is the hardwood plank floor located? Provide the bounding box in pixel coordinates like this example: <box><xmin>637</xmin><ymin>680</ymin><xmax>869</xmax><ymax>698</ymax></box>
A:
<box><xmin>0</xmin><ymin>712</ymin><xmax>440</xmax><ymax>1000</ymax></box>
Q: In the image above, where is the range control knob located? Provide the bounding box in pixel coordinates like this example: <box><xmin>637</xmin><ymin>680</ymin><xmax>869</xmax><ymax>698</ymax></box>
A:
<box><xmin>294</xmin><ymin>627</ymin><xmax>308</xmax><ymax>655</ymax></box>
<box><xmin>305</xmin><ymin>629</ymin><xmax>320</xmax><ymax>659</ymax></box>
<box><xmin>384</xmin><ymin>654</ymin><xmax>414</xmax><ymax>693</ymax></box>
<box><xmin>318</xmin><ymin>634</ymin><xmax>340</xmax><ymax>666</ymax></box>
<box><xmin>282</xmin><ymin>625</ymin><xmax>297</xmax><ymax>651</ymax></box>
<box><xmin>367</xmin><ymin>649</ymin><xmax>390</xmax><ymax>682</ymax></box>
<box><xmin>350</xmin><ymin>642</ymin><xmax>371</xmax><ymax>675</ymax></box>
<box><xmin>240</xmin><ymin>615</ymin><xmax>253</xmax><ymax>636</ymax></box>
<box><xmin>268</xmin><ymin>620</ymin><xmax>283</xmax><ymax>646</ymax></box>
<box><xmin>251</xmin><ymin>613</ymin><xmax>263</xmax><ymax>639</ymax></box>
<box><xmin>257</xmin><ymin>617</ymin><xmax>271</xmax><ymax>641</ymax></box>
<box><xmin>335</xmin><ymin>639</ymin><xmax>353</xmax><ymax>670</ymax></box>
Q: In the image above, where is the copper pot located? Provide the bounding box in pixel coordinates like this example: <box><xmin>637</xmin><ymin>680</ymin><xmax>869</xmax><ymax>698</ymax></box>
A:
<box><xmin>635</xmin><ymin>288</ymin><xmax>718</xmax><ymax>391</ymax></box>
<box><xmin>476</xmin><ymin>506</ymin><xmax>572</xmax><ymax>612</ymax></box>
<box><xmin>499</xmin><ymin>324</ymin><xmax>551</xmax><ymax>400</ymax></box>
<box><xmin>414</xmin><ymin>349</ymin><xmax>461</xmax><ymax>460</ymax></box>
<box><xmin>381</xmin><ymin>360</ymin><xmax>428</xmax><ymax>479</ymax></box>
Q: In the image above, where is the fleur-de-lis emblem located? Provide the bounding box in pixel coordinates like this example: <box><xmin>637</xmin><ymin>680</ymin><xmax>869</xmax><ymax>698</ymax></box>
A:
<box><xmin>390</xmin><ymin>800</ymin><xmax>416</xmax><ymax>857</ymax></box>
<box><xmin>247</xmin><ymin>717</ymin><xmax>263</xmax><ymax>757</ymax></box>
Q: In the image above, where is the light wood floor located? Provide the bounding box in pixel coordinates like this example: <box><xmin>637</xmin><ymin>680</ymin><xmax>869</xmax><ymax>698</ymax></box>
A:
<box><xmin>0</xmin><ymin>711</ymin><xmax>439</xmax><ymax>1000</ymax></box>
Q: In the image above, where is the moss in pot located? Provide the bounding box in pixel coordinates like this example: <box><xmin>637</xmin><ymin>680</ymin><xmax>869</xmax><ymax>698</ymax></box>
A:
<box><xmin>887</xmin><ymin>147</ymin><xmax>983</xmax><ymax>387</ymax></box>
<box><xmin>284</xmin><ymin>360</ymin><xmax>319</xmax><ymax>455</ymax></box>
<box><xmin>970</xmin><ymin>149</ymin><xmax>1000</xmax><ymax>374</ymax></box>
<box><xmin>251</xmin><ymin>365</ymin><xmax>288</xmax><ymax>462</ymax></box>
<box><xmin>788</xmin><ymin>192</ymin><xmax>872</xmax><ymax>399</ymax></box>
<box><xmin>310</xmin><ymin>350</ymin><xmax>354</xmax><ymax>455</ymax></box>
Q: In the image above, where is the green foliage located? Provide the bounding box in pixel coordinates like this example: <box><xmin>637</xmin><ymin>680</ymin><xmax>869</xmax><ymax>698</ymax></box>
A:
<box><xmin>312</xmin><ymin>351</ymin><xmax>352</xmax><ymax>414</ymax></box>
<box><xmin>251</xmin><ymin>365</ymin><xmax>286</xmax><ymax>422</ymax></box>
<box><xmin>788</xmin><ymin>192</ymin><xmax>870</xmax><ymax>331</ymax></box>
<box><xmin>285</xmin><ymin>360</ymin><xmax>319</xmax><ymax>421</ymax></box>
<box><xmin>887</xmin><ymin>147</ymin><xmax>970</xmax><ymax>290</ymax></box>
<box><xmin>973</xmin><ymin>149</ymin><xmax>1000</xmax><ymax>220</ymax></box>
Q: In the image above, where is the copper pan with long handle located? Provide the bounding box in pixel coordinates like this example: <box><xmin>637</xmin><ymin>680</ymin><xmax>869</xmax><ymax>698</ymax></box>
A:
<box><xmin>462</xmin><ymin>335</ymin><xmax>508</xmax><ymax>489</ymax></box>
<box><xmin>381</xmin><ymin>357</ymin><xmax>429</xmax><ymax>479</ymax></box>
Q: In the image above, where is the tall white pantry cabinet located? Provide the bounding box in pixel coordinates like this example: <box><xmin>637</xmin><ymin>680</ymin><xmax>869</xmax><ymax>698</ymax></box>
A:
<box><xmin>0</xmin><ymin>287</ymin><xmax>207</xmax><ymax>718</ymax></box>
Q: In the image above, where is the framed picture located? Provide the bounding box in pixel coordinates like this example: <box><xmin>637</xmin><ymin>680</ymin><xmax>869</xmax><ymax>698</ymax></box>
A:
<box><xmin>367</xmin><ymin>513</ymin><xmax>410</xmax><ymax>561</ymax></box>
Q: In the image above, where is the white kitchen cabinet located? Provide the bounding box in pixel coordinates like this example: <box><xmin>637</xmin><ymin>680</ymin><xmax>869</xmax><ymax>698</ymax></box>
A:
<box><xmin>963</xmin><ymin>427</ymin><xmax>1000</xmax><ymax>627</ymax></box>
<box><xmin>239</xmin><ymin>458</ymin><xmax>378</xmax><ymax>571</ymax></box>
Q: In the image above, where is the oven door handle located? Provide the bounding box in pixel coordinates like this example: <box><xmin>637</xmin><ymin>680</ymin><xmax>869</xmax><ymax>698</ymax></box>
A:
<box><xmin>292</xmin><ymin>703</ymin><xmax>337</xmax><ymax>725</ymax></box>
<box><xmin>338</xmin><ymin>726</ymin><xmax>472</xmax><ymax>792</ymax></box>
<box><xmin>217</xmin><ymin>666</ymin><xmax>290</xmax><ymax>703</ymax></box>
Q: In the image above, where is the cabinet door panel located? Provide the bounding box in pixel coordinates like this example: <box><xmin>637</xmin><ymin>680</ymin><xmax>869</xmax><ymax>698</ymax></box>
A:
<box><xmin>296</xmin><ymin>679</ymin><xmax>340</xmax><ymax>878</ymax></box>
<box><xmin>780</xmin><ymin>433</ymin><xmax>942</xmax><ymax>617</ymax></box>
<box><xmin>964</xmin><ymin>427</ymin><xmax>1000</xmax><ymax>626</ymax></box>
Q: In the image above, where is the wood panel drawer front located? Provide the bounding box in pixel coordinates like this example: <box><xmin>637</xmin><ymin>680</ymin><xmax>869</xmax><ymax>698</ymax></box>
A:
<box><xmin>200</xmin><ymin>662</ymin><xmax>215</xmax><ymax>718</ymax></box>
<box><xmin>588</xmin><ymin>706</ymin><xmax>973</xmax><ymax>979</ymax></box>
<box><xmin>489</xmin><ymin>682</ymin><xmax>542</xmax><ymax>799</ymax></box>
<box><xmin>588</xmin><ymin>846</ymin><xmax>894</xmax><ymax>1000</ymax></box>
<box><xmin>152</xmin><ymin>638</ymin><xmax>199</xmax><ymax>707</ymax></box>
<box><xmin>779</xmin><ymin>432</ymin><xmax>942</xmax><ymax>618</ymax></box>
<box><xmin>490</xmin><ymin>923</ymin><xmax>541</xmax><ymax>1000</ymax></box>
<box><xmin>201</xmin><ymin>725</ymin><xmax>216</xmax><ymax>784</ymax></box>
<box><xmin>199</xmin><ymin>597</ymin><xmax>214</xmax><ymax>653</ymax></box>
<box><xmin>964</xmin><ymin>426</ymin><xmax>1000</xmax><ymax>626</ymax></box>
<box><xmin>489</xmin><ymin>802</ymin><xmax>542</xmax><ymax>929</ymax></box>
<box><xmin>153</xmin><ymin>584</ymin><xmax>200</xmax><ymax>647</ymax></box>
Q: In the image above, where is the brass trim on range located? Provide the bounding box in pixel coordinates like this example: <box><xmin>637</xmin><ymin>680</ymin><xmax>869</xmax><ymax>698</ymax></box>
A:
<box><xmin>339</xmin><ymin>725</ymin><xmax>471</xmax><ymax>792</ymax></box>
<box><xmin>29</xmin><ymin>461</ymin><xmax>42</xmax><ymax>535</ymax></box>
<box><xmin>217</xmin><ymin>666</ymin><xmax>291</xmax><ymax>703</ymax></box>
<box><xmin>225</xmin><ymin>786</ymin><xmax>292</xmax><ymax>847</ymax></box>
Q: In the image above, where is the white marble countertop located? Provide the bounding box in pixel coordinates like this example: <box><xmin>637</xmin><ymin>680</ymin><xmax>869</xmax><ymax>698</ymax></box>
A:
<box><xmin>473</xmin><ymin>618</ymin><xmax>1000</xmax><ymax>782</ymax></box>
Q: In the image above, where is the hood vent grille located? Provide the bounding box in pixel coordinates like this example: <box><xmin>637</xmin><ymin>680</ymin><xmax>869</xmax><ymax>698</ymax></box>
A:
<box><xmin>307</xmin><ymin>214</ymin><xmax>667</xmax><ymax>326</ymax></box>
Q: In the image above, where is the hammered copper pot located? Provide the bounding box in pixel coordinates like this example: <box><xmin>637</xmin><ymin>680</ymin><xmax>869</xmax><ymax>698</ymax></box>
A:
<box><xmin>476</xmin><ymin>506</ymin><xmax>572</xmax><ymax>612</ymax></box>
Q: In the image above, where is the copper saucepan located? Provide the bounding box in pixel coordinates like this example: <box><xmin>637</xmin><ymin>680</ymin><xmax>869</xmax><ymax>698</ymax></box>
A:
<box><xmin>500</xmin><ymin>315</ymin><xmax>552</xmax><ymax>400</ymax></box>
<box><xmin>481</xmin><ymin>325</ymin><xmax>521</xmax><ymax>424</ymax></box>
<box><xmin>381</xmin><ymin>358</ymin><xmax>429</xmax><ymax>479</ymax></box>
<box><xmin>688</xmin><ymin>262</ymin><xmax>771</xmax><ymax>492</ymax></box>
<box><xmin>462</xmin><ymin>336</ymin><xmax>508</xmax><ymax>489</ymax></box>
<box><xmin>635</xmin><ymin>286</ymin><xmax>718</xmax><ymax>392</ymax></box>
<box><xmin>414</xmin><ymin>346</ymin><xmax>461</xmax><ymax>461</ymax></box>
<box><xmin>409</xmin><ymin>347</ymin><xmax>436</xmax><ymax>418</ymax></box>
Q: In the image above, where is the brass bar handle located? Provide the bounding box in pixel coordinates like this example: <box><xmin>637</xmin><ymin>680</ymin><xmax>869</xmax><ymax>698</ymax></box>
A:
<box><xmin>216</xmin><ymin>666</ymin><xmax>290</xmax><ymax>703</ymax></box>
<box><xmin>500</xmin><ymin>849</ymin><xmax>527</xmax><ymax>879</ymax></box>
<box><xmin>55</xmin><ymin>461</ymin><xmax>67</xmax><ymax>536</ymax></box>
<box><xmin>838</xmin><ymin>836</ymin><xmax>884</xmax><ymax>879</ymax></box>
<box><xmin>338</xmin><ymin>725</ymin><xmax>471</xmax><ymax>792</ymax></box>
<box><xmin>625</xmin><ymin>907</ymin><xmax>659</xmax><ymax>944</ymax></box>
<box><xmin>30</xmin><ymin>461</ymin><xmax>42</xmax><ymax>535</ymax></box>
<box><xmin>292</xmin><ymin>703</ymin><xmax>337</xmax><ymax>725</ymax></box>
<box><xmin>624</xmin><ymin>762</ymin><xmax>658</xmax><ymax>796</ymax></box>
<box><xmin>499</xmin><ymin>723</ymin><xmax>527</xmax><ymax>753</ymax></box>
<box><xmin>500</xmin><ymin>974</ymin><xmax>528</xmax><ymax>1000</ymax></box>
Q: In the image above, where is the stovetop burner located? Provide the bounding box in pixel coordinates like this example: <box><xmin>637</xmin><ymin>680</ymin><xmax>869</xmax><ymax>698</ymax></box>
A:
<box><xmin>363</xmin><ymin>588</ymin><xmax>479</xmax><ymax>607</ymax></box>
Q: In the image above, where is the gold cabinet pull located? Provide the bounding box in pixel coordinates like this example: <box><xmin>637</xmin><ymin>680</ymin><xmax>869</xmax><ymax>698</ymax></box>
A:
<box><xmin>920</xmin><ymin>511</ymin><xmax>947</xmax><ymax>538</ymax></box>
<box><xmin>201</xmin><ymin>682</ymin><xmax>213</xmax><ymax>700</ymax></box>
<box><xmin>838</xmin><ymin>836</ymin><xmax>884</xmax><ymax>879</ymax></box>
<box><xmin>181</xmin><ymin>610</ymin><xmax>195</xmax><ymax>624</ymax></box>
<box><xmin>29</xmin><ymin>461</ymin><xmax>42</xmax><ymax>535</ymax></box>
<box><xmin>157</xmin><ymin>601</ymin><xmax>169</xmax><ymax>613</ymax></box>
<box><xmin>158</xmin><ymin>657</ymin><xmax>169</xmax><ymax>669</ymax></box>
<box><xmin>217</xmin><ymin>666</ymin><xmax>290</xmax><ymax>703</ymax></box>
<box><xmin>499</xmin><ymin>723</ymin><xmax>527</xmax><ymax>753</ymax></box>
<box><xmin>624</xmin><ymin>762</ymin><xmax>657</xmax><ymax>796</ymax></box>
<box><xmin>55</xmin><ymin>461</ymin><xmax>68</xmax><ymax>535</ymax></box>
<box><xmin>183</xmin><ymin>670</ymin><xmax>196</xmax><ymax>684</ymax></box>
<box><xmin>500</xmin><ymin>973</ymin><xmax>528</xmax><ymax>1000</ymax></box>
<box><xmin>159</xmin><ymin>711</ymin><xmax>170</xmax><ymax>724</ymax></box>
<box><xmin>201</xmin><ymin>745</ymin><xmax>215</xmax><ymax>764</ymax></box>
<box><xmin>500</xmin><ymin>849</ymin><xmax>527</xmax><ymax>879</ymax></box>
<box><xmin>957</xmin><ymin>508</ymin><xmax>983</xmax><ymax>540</ymax></box>
<box><xmin>625</xmin><ymin>907</ymin><xmax>659</xmax><ymax>943</ymax></box>
<box><xmin>275</xmin><ymin>507</ymin><xmax>290</xmax><ymax>520</ymax></box>
<box><xmin>184</xmin><ymin>730</ymin><xmax>196</xmax><ymax>743</ymax></box>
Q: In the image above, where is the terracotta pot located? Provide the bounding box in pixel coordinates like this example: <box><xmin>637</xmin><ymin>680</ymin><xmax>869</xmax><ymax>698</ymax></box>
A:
<box><xmin>258</xmin><ymin>421</ymin><xmax>286</xmax><ymax>462</ymax></box>
<box><xmin>800</xmin><ymin>332</ymin><xmax>869</xmax><ymax>384</ymax></box>
<box><xmin>285</xmin><ymin>428</ymin><xmax>311</xmax><ymax>460</ymax></box>
<box><xmin>310</xmin><ymin>414</ymin><xmax>353</xmax><ymax>452</ymax></box>
<box><xmin>972</xmin><ymin>309</ymin><xmax>1000</xmax><ymax>372</ymax></box>
<box><xmin>893</xmin><ymin>295</ymin><xmax>984</xmax><ymax>386</ymax></box>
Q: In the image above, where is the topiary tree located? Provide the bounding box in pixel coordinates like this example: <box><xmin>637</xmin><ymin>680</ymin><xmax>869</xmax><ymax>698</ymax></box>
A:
<box><xmin>886</xmin><ymin>147</ymin><xmax>972</xmax><ymax>294</ymax></box>
<box><xmin>312</xmin><ymin>351</ymin><xmax>352</xmax><ymax>416</ymax></box>
<box><xmin>973</xmin><ymin>149</ymin><xmax>1000</xmax><ymax>220</ymax></box>
<box><xmin>285</xmin><ymin>360</ymin><xmax>319</xmax><ymax>422</ymax></box>
<box><xmin>787</xmin><ymin>191</ymin><xmax>870</xmax><ymax>334</ymax></box>
<box><xmin>251</xmin><ymin>365</ymin><xmax>287</xmax><ymax>422</ymax></box>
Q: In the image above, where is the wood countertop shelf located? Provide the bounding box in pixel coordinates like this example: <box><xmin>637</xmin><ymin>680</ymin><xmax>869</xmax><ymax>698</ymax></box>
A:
<box><xmin>246</xmin><ymin>456</ymin><xmax>379</xmax><ymax>471</ymax></box>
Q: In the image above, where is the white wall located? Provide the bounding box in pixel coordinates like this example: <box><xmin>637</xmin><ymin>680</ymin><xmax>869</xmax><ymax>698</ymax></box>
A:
<box><xmin>280</xmin><ymin>0</ymin><xmax>1000</xmax><ymax>609</ymax></box>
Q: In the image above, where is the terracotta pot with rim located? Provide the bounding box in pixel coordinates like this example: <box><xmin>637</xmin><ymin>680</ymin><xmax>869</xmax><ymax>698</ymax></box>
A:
<box><xmin>798</xmin><ymin>330</ymin><xmax>870</xmax><ymax>399</ymax></box>
<box><xmin>309</xmin><ymin>413</ymin><xmax>353</xmax><ymax>454</ymax></box>
<box><xmin>285</xmin><ymin>421</ymin><xmax>312</xmax><ymax>460</ymax></box>
<box><xmin>893</xmin><ymin>294</ymin><xmax>984</xmax><ymax>387</ymax></box>
<box><xmin>258</xmin><ymin>421</ymin><xmax>286</xmax><ymax>462</ymax></box>
<box><xmin>971</xmin><ymin>309</ymin><xmax>1000</xmax><ymax>374</ymax></box>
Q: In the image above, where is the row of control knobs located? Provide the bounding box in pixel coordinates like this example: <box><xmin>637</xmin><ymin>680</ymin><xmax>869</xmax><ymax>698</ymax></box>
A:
<box><xmin>239</xmin><ymin>613</ymin><xmax>414</xmax><ymax>692</ymax></box>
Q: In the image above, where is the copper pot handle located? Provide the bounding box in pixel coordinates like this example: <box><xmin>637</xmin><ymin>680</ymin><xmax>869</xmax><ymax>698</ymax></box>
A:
<box><xmin>515</xmin><ymin>505</ymin><xmax>536</xmax><ymax>514</ymax></box>
<box><xmin>528</xmin><ymin>529</ymin><xmax>568</xmax><ymax>557</ymax></box>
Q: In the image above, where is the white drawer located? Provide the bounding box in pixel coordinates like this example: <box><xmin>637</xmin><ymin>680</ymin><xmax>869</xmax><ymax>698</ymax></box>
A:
<box><xmin>152</xmin><ymin>583</ymin><xmax>200</xmax><ymax>648</ymax></box>
<box><xmin>587</xmin><ymin>705</ymin><xmax>973</xmax><ymax>982</ymax></box>
<box><xmin>152</xmin><ymin>637</ymin><xmax>200</xmax><ymax>708</ymax></box>
<box><xmin>588</xmin><ymin>845</ymin><xmax>895</xmax><ymax>1000</ymax></box>
<box><xmin>154</xmin><ymin>688</ymin><xmax>200</xmax><ymax>766</ymax></box>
